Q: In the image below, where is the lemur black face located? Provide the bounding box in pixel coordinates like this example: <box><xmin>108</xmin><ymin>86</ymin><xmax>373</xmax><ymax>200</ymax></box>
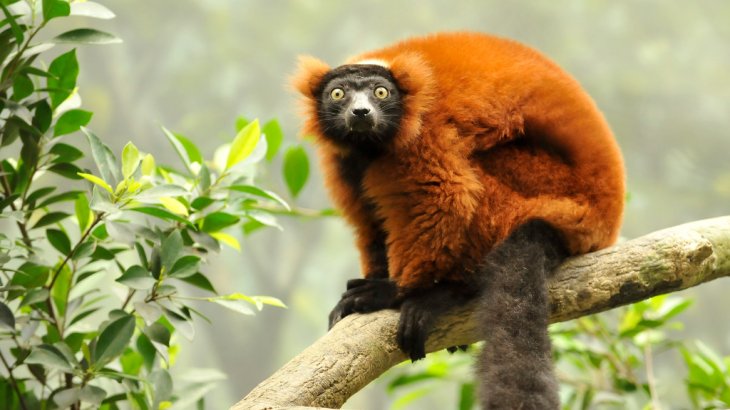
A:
<box><xmin>316</xmin><ymin>64</ymin><xmax>403</xmax><ymax>153</ymax></box>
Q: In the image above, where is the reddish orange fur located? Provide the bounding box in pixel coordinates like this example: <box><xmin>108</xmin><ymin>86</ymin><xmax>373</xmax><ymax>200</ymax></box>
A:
<box><xmin>293</xmin><ymin>32</ymin><xmax>624</xmax><ymax>290</ymax></box>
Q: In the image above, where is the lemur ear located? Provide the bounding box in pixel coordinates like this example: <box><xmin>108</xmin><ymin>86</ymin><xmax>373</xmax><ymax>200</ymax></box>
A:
<box><xmin>291</xmin><ymin>55</ymin><xmax>331</xmax><ymax>98</ymax></box>
<box><xmin>387</xmin><ymin>52</ymin><xmax>436</xmax><ymax>147</ymax></box>
<box><xmin>388</xmin><ymin>52</ymin><xmax>434</xmax><ymax>100</ymax></box>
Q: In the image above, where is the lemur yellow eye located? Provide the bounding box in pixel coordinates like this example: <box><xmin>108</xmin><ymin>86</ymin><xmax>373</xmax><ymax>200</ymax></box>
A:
<box><xmin>374</xmin><ymin>86</ymin><xmax>389</xmax><ymax>99</ymax></box>
<box><xmin>331</xmin><ymin>88</ymin><xmax>345</xmax><ymax>100</ymax></box>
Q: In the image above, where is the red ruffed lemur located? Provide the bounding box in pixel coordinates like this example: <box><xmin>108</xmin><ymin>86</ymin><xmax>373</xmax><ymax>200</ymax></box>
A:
<box><xmin>293</xmin><ymin>32</ymin><xmax>624</xmax><ymax>409</ymax></box>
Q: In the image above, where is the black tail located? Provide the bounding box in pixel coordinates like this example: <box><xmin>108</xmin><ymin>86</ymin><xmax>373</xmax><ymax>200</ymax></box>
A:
<box><xmin>477</xmin><ymin>220</ymin><xmax>567</xmax><ymax>410</ymax></box>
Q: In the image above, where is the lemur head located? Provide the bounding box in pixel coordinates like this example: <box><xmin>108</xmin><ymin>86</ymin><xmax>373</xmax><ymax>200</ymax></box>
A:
<box><xmin>314</xmin><ymin>64</ymin><xmax>404</xmax><ymax>151</ymax></box>
<box><xmin>293</xmin><ymin>53</ymin><xmax>435</xmax><ymax>151</ymax></box>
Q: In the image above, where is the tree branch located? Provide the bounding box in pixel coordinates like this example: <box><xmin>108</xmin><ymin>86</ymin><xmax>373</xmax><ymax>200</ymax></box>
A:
<box><xmin>231</xmin><ymin>216</ymin><xmax>730</xmax><ymax>410</ymax></box>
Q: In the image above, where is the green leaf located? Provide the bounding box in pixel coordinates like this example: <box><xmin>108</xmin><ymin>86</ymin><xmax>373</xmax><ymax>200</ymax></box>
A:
<box><xmin>26</xmin><ymin>186</ymin><xmax>56</xmax><ymax>206</ymax></box>
<box><xmin>135</xmin><ymin>184</ymin><xmax>189</xmax><ymax>201</ymax></box>
<box><xmin>121</xmin><ymin>142</ymin><xmax>141</xmax><ymax>179</ymax></box>
<box><xmin>53</xmin><ymin>28</ymin><xmax>122</xmax><ymax>44</ymax></box>
<box><xmin>82</xmin><ymin>127</ymin><xmax>121</xmax><ymax>185</ymax></box>
<box><xmin>144</xmin><ymin>323</ymin><xmax>171</xmax><ymax>347</ymax></box>
<box><xmin>116</xmin><ymin>265</ymin><xmax>156</xmax><ymax>290</ymax></box>
<box><xmin>0</xmin><ymin>3</ymin><xmax>23</xmax><ymax>45</ymax></box>
<box><xmin>42</xmin><ymin>0</ymin><xmax>70</xmax><ymax>21</ymax></box>
<box><xmin>47</xmin><ymin>228</ymin><xmax>71</xmax><ymax>254</ymax></box>
<box><xmin>33</xmin><ymin>100</ymin><xmax>53</xmax><ymax>133</ymax></box>
<box><xmin>80</xmin><ymin>384</ymin><xmax>106</xmax><ymax>406</ymax></box>
<box><xmin>282</xmin><ymin>145</ymin><xmax>309</xmax><ymax>197</ymax></box>
<box><xmin>26</xmin><ymin>344</ymin><xmax>73</xmax><ymax>372</ymax></box>
<box><xmin>54</xmin><ymin>388</ymin><xmax>81</xmax><ymax>408</ymax></box>
<box><xmin>12</xmin><ymin>74</ymin><xmax>33</xmax><ymax>101</ymax></box>
<box><xmin>32</xmin><ymin>211</ymin><xmax>70</xmax><ymax>228</ymax></box>
<box><xmin>169</xmin><ymin>255</ymin><xmax>200</xmax><ymax>278</ymax></box>
<box><xmin>151</xmin><ymin>368</ymin><xmax>173</xmax><ymax>409</ymax></box>
<box><xmin>51</xmin><ymin>264</ymin><xmax>72</xmax><ymax>317</ymax></box>
<box><xmin>191</xmin><ymin>196</ymin><xmax>214</xmax><ymax>210</ymax></box>
<box><xmin>262</xmin><ymin>119</ymin><xmax>284</xmax><ymax>161</ymax></box>
<box><xmin>211</xmin><ymin>299</ymin><xmax>254</xmax><ymax>315</ymax></box>
<box><xmin>75</xmin><ymin>193</ymin><xmax>91</xmax><ymax>233</ymax></box>
<box><xmin>23</xmin><ymin>66</ymin><xmax>56</xmax><ymax>79</ymax></box>
<box><xmin>246</xmin><ymin>210</ymin><xmax>282</xmax><ymax>231</ymax></box>
<box><xmin>20</xmin><ymin>288</ymin><xmax>50</xmax><ymax>307</ymax></box>
<box><xmin>161</xmin><ymin>231</ymin><xmax>183</xmax><ymax>275</ymax></box>
<box><xmin>49</xmin><ymin>142</ymin><xmax>84</xmax><ymax>163</ymax></box>
<box><xmin>11</xmin><ymin>262</ymin><xmax>50</xmax><ymax>290</ymax></box>
<box><xmin>54</xmin><ymin>109</ymin><xmax>92</xmax><ymax>137</ymax></box>
<box><xmin>177</xmin><ymin>272</ymin><xmax>216</xmax><ymax>294</ymax></box>
<box><xmin>93</xmin><ymin>313</ymin><xmax>135</xmax><ymax>366</ymax></box>
<box><xmin>49</xmin><ymin>162</ymin><xmax>84</xmax><ymax>180</ymax></box>
<box><xmin>161</xmin><ymin>127</ymin><xmax>202</xmax><ymax>172</ymax></box>
<box><xmin>47</xmin><ymin>49</ymin><xmax>79</xmax><ymax>109</ymax></box>
<box><xmin>200</xmin><ymin>212</ymin><xmax>239</xmax><ymax>233</ymax></box>
<box><xmin>228</xmin><ymin>185</ymin><xmax>290</xmax><ymax>210</ymax></box>
<box><xmin>226</xmin><ymin>119</ymin><xmax>260</xmax><ymax>169</ymax></box>
<box><xmin>0</xmin><ymin>301</ymin><xmax>15</xmax><ymax>330</ymax></box>
<box><xmin>78</xmin><ymin>172</ymin><xmax>112</xmax><ymax>194</ymax></box>
<box><xmin>69</xmin><ymin>1</ymin><xmax>115</xmax><ymax>19</ymax></box>
<box><xmin>458</xmin><ymin>382</ymin><xmax>476</xmax><ymax>410</ymax></box>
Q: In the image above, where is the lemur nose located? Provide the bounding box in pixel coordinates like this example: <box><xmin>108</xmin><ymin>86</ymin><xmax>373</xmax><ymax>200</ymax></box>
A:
<box><xmin>352</xmin><ymin>107</ymin><xmax>371</xmax><ymax>117</ymax></box>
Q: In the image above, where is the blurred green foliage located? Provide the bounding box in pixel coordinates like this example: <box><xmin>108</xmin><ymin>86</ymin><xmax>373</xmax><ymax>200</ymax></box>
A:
<box><xmin>386</xmin><ymin>295</ymin><xmax>730</xmax><ymax>409</ymax></box>
<box><xmin>0</xmin><ymin>1</ymin><xmax>320</xmax><ymax>408</ymax></box>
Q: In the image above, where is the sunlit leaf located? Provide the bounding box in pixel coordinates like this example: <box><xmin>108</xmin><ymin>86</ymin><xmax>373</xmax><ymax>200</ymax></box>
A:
<box><xmin>210</xmin><ymin>231</ymin><xmax>240</xmax><ymax>250</ymax></box>
<box><xmin>141</xmin><ymin>153</ymin><xmax>156</xmax><ymax>176</ymax></box>
<box><xmin>78</xmin><ymin>172</ymin><xmax>112</xmax><ymax>194</ymax></box>
<box><xmin>159</xmin><ymin>196</ymin><xmax>188</xmax><ymax>216</ymax></box>
<box><xmin>226</xmin><ymin>119</ymin><xmax>260</xmax><ymax>169</ymax></box>
<box><xmin>121</xmin><ymin>142</ymin><xmax>141</xmax><ymax>179</ymax></box>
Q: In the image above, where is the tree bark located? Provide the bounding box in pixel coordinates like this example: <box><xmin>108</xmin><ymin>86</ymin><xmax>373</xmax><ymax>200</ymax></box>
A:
<box><xmin>231</xmin><ymin>216</ymin><xmax>730</xmax><ymax>410</ymax></box>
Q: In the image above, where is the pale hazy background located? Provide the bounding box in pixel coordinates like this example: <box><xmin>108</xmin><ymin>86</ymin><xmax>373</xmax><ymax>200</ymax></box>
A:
<box><xmin>60</xmin><ymin>1</ymin><xmax>730</xmax><ymax>408</ymax></box>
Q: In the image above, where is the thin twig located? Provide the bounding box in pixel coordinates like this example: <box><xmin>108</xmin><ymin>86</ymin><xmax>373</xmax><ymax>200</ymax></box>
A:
<box><xmin>644</xmin><ymin>343</ymin><xmax>662</xmax><ymax>410</ymax></box>
<box><xmin>0</xmin><ymin>350</ymin><xmax>29</xmax><ymax>410</ymax></box>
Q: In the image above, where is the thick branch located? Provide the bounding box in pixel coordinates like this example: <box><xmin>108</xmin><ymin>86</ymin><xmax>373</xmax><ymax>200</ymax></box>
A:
<box><xmin>232</xmin><ymin>216</ymin><xmax>730</xmax><ymax>410</ymax></box>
